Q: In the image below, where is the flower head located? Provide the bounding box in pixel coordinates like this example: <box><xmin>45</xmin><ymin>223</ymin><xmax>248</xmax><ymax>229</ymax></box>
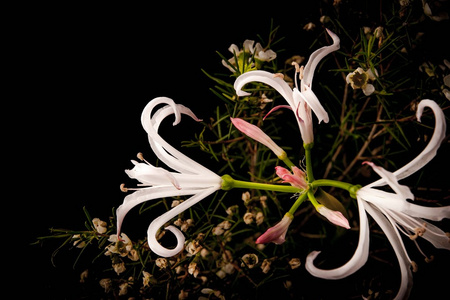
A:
<box><xmin>222</xmin><ymin>40</ymin><xmax>276</xmax><ymax>73</ymax></box>
<box><xmin>306</xmin><ymin>99</ymin><xmax>449</xmax><ymax>299</ymax></box>
<box><xmin>234</xmin><ymin>29</ymin><xmax>340</xmax><ymax>144</ymax></box>
<box><xmin>256</xmin><ymin>213</ymin><xmax>293</xmax><ymax>244</ymax></box>
<box><xmin>117</xmin><ymin>98</ymin><xmax>222</xmax><ymax>257</ymax></box>
<box><xmin>346</xmin><ymin>67</ymin><xmax>377</xmax><ymax>96</ymax></box>
<box><xmin>275</xmin><ymin>166</ymin><xmax>307</xmax><ymax>190</ymax></box>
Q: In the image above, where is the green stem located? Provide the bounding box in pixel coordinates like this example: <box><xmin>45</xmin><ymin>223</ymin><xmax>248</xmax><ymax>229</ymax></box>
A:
<box><xmin>288</xmin><ymin>192</ymin><xmax>309</xmax><ymax>215</ymax></box>
<box><xmin>307</xmin><ymin>190</ymin><xmax>321</xmax><ymax>209</ymax></box>
<box><xmin>304</xmin><ymin>143</ymin><xmax>315</xmax><ymax>182</ymax></box>
<box><xmin>221</xmin><ymin>175</ymin><xmax>300</xmax><ymax>193</ymax></box>
<box><xmin>310</xmin><ymin>179</ymin><xmax>361</xmax><ymax>199</ymax></box>
<box><xmin>279</xmin><ymin>151</ymin><xmax>295</xmax><ymax>169</ymax></box>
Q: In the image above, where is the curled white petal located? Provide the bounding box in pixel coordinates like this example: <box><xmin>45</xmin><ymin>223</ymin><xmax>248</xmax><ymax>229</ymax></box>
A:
<box><xmin>233</xmin><ymin>70</ymin><xmax>295</xmax><ymax>106</ymax></box>
<box><xmin>305</xmin><ymin>198</ymin><xmax>369</xmax><ymax>279</ymax></box>
<box><xmin>364</xmin><ymin>203</ymin><xmax>413</xmax><ymax>300</ymax></box>
<box><xmin>395</xmin><ymin>99</ymin><xmax>447</xmax><ymax>180</ymax></box>
<box><xmin>116</xmin><ymin>186</ymin><xmax>196</xmax><ymax>236</ymax></box>
<box><xmin>301</xmin><ymin>28</ymin><xmax>340</xmax><ymax>89</ymax></box>
<box><xmin>370</xmin><ymin>99</ymin><xmax>446</xmax><ymax>188</ymax></box>
<box><xmin>147</xmin><ymin>187</ymin><xmax>218</xmax><ymax>257</ymax></box>
<box><xmin>141</xmin><ymin>97</ymin><xmax>216</xmax><ymax>176</ymax></box>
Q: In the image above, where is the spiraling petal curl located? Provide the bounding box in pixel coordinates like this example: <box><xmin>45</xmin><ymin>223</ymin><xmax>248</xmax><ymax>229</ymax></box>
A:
<box><xmin>306</xmin><ymin>197</ymin><xmax>369</xmax><ymax>279</ymax></box>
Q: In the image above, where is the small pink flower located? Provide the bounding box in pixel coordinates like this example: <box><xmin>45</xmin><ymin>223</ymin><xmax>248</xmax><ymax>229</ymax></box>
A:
<box><xmin>275</xmin><ymin>166</ymin><xmax>308</xmax><ymax>190</ymax></box>
<box><xmin>231</xmin><ymin>118</ymin><xmax>284</xmax><ymax>157</ymax></box>
<box><xmin>256</xmin><ymin>213</ymin><xmax>293</xmax><ymax>244</ymax></box>
<box><xmin>316</xmin><ymin>205</ymin><xmax>350</xmax><ymax>229</ymax></box>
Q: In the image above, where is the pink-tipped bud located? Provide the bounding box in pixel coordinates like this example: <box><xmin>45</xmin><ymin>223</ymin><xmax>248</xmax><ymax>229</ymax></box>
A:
<box><xmin>231</xmin><ymin>118</ymin><xmax>284</xmax><ymax>157</ymax></box>
<box><xmin>316</xmin><ymin>205</ymin><xmax>350</xmax><ymax>229</ymax></box>
<box><xmin>256</xmin><ymin>214</ymin><xmax>293</xmax><ymax>244</ymax></box>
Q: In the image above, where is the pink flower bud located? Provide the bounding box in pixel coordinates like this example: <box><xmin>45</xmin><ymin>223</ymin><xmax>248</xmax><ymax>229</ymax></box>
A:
<box><xmin>231</xmin><ymin>118</ymin><xmax>284</xmax><ymax>157</ymax></box>
<box><xmin>275</xmin><ymin>166</ymin><xmax>308</xmax><ymax>190</ymax></box>
<box><xmin>256</xmin><ymin>214</ymin><xmax>293</xmax><ymax>244</ymax></box>
<box><xmin>316</xmin><ymin>205</ymin><xmax>350</xmax><ymax>229</ymax></box>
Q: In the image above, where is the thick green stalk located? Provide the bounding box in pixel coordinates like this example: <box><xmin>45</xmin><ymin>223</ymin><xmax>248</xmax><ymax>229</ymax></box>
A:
<box><xmin>221</xmin><ymin>175</ymin><xmax>300</xmax><ymax>193</ymax></box>
<box><xmin>304</xmin><ymin>143</ymin><xmax>315</xmax><ymax>181</ymax></box>
<box><xmin>310</xmin><ymin>179</ymin><xmax>361</xmax><ymax>198</ymax></box>
<box><xmin>287</xmin><ymin>191</ymin><xmax>309</xmax><ymax>215</ymax></box>
<box><xmin>278</xmin><ymin>151</ymin><xmax>295</xmax><ymax>169</ymax></box>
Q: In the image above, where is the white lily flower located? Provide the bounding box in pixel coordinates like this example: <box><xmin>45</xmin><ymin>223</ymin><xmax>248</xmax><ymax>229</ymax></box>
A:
<box><xmin>234</xmin><ymin>29</ymin><xmax>340</xmax><ymax>144</ymax></box>
<box><xmin>117</xmin><ymin>97</ymin><xmax>222</xmax><ymax>257</ymax></box>
<box><xmin>306</xmin><ymin>99</ymin><xmax>449</xmax><ymax>299</ymax></box>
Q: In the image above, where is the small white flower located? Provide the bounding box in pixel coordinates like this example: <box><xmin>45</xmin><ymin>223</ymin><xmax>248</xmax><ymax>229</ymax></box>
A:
<box><xmin>80</xmin><ymin>269</ymin><xmax>88</xmax><ymax>283</ymax></box>
<box><xmin>72</xmin><ymin>234</ymin><xmax>85</xmax><ymax>248</ymax></box>
<box><xmin>261</xmin><ymin>258</ymin><xmax>272</xmax><ymax>274</ymax></box>
<box><xmin>188</xmin><ymin>262</ymin><xmax>199</xmax><ymax>277</ymax></box>
<box><xmin>155</xmin><ymin>258</ymin><xmax>168</xmax><ymax>269</ymax></box>
<box><xmin>118</xmin><ymin>281</ymin><xmax>129</xmax><ymax>296</ymax></box>
<box><xmin>241</xmin><ymin>253</ymin><xmax>259</xmax><ymax>269</ymax></box>
<box><xmin>99</xmin><ymin>278</ymin><xmax>112</xmax><ymax>293</ymax></box>
<box><xmin>226</xmin><ymin>205</ymin><xmax>238</xmax><ymax>215</ymax></box>
<box><xmin>104</xmin><ymin>233</ymin><xmax>133</xmax><ymax>257</ymax></box>
<box><xmin>288</xmin><ymin>258</ymin><xmax>301</xmax><ymax>269</ymax></box>
<box><xmin>346</xmin><ymin>67</ymin><xmax>378</xmax><ymax>96</ymax></box>
<box><xmin>92</xmin><ymin>218</ymin><xmax>108</xmax><ymax>234</ymax></box>
<box><xmin>303</xmin><ymin>22</ymin><xmax>316</xmax><ymax>31</ymax></box>
<box><xmin>185</xmin><ymin>240</ymin><xmax>202</xmax><ymax>256</ymax></box>
<box><xmin>241</xmin><ymin>191</ymin><xmax>251</xmax><ymax>202</ymax></box>
<box><xmin>243</xmin><ymin>212</ymin><xmax>255</xmax><ymax>224</ymax></box>
<box><xmin>142</xmin><ymin>271</ymin><xmax>152</xmax><ymax>288</ymax></box>
<box><xmin>112</xmin><ymin>259</ymin><xmax>126</xmax><ymax>275</ymax></box>
<box><xmin>255</xmin><ymin>211</ymin><xmax>264</xmax><ymax>225</ymax></box>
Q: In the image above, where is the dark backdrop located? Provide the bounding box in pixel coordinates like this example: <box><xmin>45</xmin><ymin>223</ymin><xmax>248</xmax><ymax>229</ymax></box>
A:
<box><xmin>13</xmin><ymin>2</ymin><xmax>448</xmax><ymax>299</ymax></box>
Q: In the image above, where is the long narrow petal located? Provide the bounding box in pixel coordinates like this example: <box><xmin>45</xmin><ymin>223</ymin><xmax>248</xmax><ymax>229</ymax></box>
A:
<box><xmin>147</xmin><ymin>187</ymin><xmax>219</xmax><ymax>257</ymax></box>
<box><xmin>386</xmin><ymin>209</ymin><xmax>450</xmax><ymax>250</ymax></box>
<box><xmin>369</xmin><ymin>99</ymin><xmax>446</xmax><ymax>187</ymax></box>
<box><xmin>363</xmin><ymin>162</ymin><xmax>414</xmax><ymax>200</ymax></box>
<box><xmin>141</xmin><ymin>97</ymin><xmax>219</xmax><ymax>177</ymax></box>
<box><xmin>395</xmin><ymin>99</ymin><xmax>447</xmax><ymax>180</ymax></box>
<box><xmin>364</xmin><ymin>203</ymin><xmax>413</xmax><ymax>300</ymax></box>
<box><xmin>297</xmin><ymin>88</ymin><xmax>329</xmax><ymax>124</ymax></box>
<box><xmin>230</xmin><ymin>117</ymin><xmax>284</xmax><ymax>157</ymax></box>
<box><xmin>116</xmin><ymin>186</ymin><xmax>199</xmax><ymax>236</ymax></box>
<box><xmin>302</xmin><ymin>29</ymin><xmax>340</xmax><ymax>89</ymax></box>
<box><xmin>233</xmin><ymin>70</ymin><xmax>296</xmax><ymax>108</ymax></box>
<box><xmin>125</xmin><ymin>161</ymin><xmax>181</xmax><ymax>189</ymax></box>
<box><xmin>305</xmin><ymin>197</ymin><xmax>369</xmax><ymax>279</ymax></box>
<box><xmin>358</xmin><ymin>187</ymin><xmax>450</xmax><ymax>221</ymax></box>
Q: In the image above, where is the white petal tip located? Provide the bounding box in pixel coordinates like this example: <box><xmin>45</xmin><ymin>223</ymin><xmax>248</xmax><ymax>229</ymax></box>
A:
<box><xmin>237</xmin><ymin>91</ymin><xmax>251</xmax><ymax>97</ymax></box>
